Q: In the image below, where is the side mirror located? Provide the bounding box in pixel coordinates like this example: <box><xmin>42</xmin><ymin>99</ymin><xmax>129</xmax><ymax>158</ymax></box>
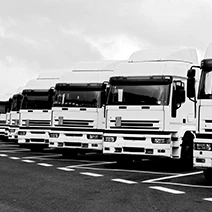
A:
<box><xmin>175</xmin><ymin>81</ymin><xmax>185</xmax><ymax>104</ymax></box>
<box><xmin>187</xmin><ymin>68</ymin><xmax>196</xmax><ymax>98</ymax></box>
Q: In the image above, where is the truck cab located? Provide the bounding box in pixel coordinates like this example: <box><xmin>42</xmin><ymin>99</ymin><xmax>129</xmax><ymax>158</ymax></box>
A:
<box><xmin>104</xmin><ymin>48</ymin><xmax>199</xmax><ymax>166</ymax></box>
<box><xmin>18</xmin><ymin>72</ymin><xmax>60</xmax><ymax>151</ymax></box>
<box><xmin>7</xmin><ymin>93</ymin><xmax>23</xmax><ymax>142</ymax></box>
<box><xmin>0</xmin><ymin>94</ymin><xmax>11</xmax><ymax>140</ymax></box>
<box><xmin>49</xmin><ymin>60</ymin><xmax>124</xmax><ymax>157</ymax></box>
<box><xmin>187</xmin><ymin>43</ymin><xmax>212</xmax><ymax>180</ymax></box>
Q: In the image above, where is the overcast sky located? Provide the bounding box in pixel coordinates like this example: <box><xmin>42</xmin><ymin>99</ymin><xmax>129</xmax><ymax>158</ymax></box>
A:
<box><xmin>0</xmin><ymin>0</ymin><xmax>212</xmax><ymax>94</ymax></box>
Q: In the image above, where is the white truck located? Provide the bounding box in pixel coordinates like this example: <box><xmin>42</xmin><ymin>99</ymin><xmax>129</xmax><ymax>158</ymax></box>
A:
<box><xmin>187</xmin><ymin>43</ymin><xmax>212</xmax><ymax>180</ymax></box>
<box><xmin>103</xmin><ymin>48</ymin><xmax>198</xmax><ymax>166</ymax></box>
<box><xmin>49</xmin><ymin>60</ymin><xmax>123</xmax><ymax>157</ymax></box>
<box><xmin>18</xmin><ymin>72</ymin><xmax>61</xmax><ymax>151</ymax></box>
<box><xmin>0</xmin><ymin>94</ymin><xmax>11</xmax><ymax>140</ymax></box>
<box><xmin>7</xmin><ymin>91</ymin><xmax>23</xmax><ymax>142</ymax></box>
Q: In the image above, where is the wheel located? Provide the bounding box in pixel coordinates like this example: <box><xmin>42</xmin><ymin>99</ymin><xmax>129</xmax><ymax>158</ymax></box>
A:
<box><xmin>204</xmin><ymin>169</ymin><xmax>212</xmax><ymax>182</ymax></box>
<box><xmin>181</xmin><ymin>131</ymin><xmax>194</xmax><ymax>169</ymax></box>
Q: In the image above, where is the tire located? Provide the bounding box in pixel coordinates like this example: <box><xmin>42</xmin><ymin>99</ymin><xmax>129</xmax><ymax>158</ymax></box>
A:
<box><xmin>181</xmin><ymin>131</ymin><xmax>194</xmax><ymax>169</ymax></box>
<box><xmin>204</xmin><ymin>169</ymin><xmax>212</xmax><ymax>182</ymax></box>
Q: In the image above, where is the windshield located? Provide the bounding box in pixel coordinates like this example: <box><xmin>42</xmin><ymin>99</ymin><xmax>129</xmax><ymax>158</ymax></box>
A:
<box><xmin>108</xmin><ymin>84</ymin><xmax>170</xmax><ymax>105</ymax></box>
<box><xmin>53</xmin><ymin>89</ymin><xmax>101</xmax><ymax>108</ymax></box>
<box><xmin>21</xmin><ymin>92</ymin><xmax>52</xmax><ymax>110</ymax></box>
<box><xmin>0</xmin><ymin>102</ymin><xmax>8</xmax><ymax>113</ymax></box>
<box><xmin>198</xmin><ymin>70</ymin><xmax>212</xmax><ymax>99</ymax></box>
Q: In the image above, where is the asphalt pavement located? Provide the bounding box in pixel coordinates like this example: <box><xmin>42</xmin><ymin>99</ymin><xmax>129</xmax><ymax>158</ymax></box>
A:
<box><xmin>0</xmin><ymin>140</ymin><xmax>211</xmax><ymax>212</ymax></box>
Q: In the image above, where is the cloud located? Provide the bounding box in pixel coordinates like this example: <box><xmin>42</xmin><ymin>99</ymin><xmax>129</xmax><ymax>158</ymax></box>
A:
<box><xmin>0</xmin><ymin>57</ymin><xmax>39</xmax><ymax>94</ymax></box>
<box><xmin>85</xmin><ymin>34</ymin><xmax>143</xmax><ymax>60</ymax></box>
<box><xmin>0</xmin><ymin>0</ymin><xmax>212</xmax><ymax>94</ymax></box>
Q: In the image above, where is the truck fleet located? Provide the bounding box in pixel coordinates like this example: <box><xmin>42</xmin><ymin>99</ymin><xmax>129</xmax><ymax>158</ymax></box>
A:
<box><xmin>2</xmin><ymin>44</ymin><xmax>212</xmax><ymax>181</ymax></box>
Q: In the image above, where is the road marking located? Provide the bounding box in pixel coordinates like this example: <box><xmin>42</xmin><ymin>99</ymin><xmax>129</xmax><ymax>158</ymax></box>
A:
<box><xmin>204</xmin><ymin>198</ymin><xmax>212</xmax><ymax>202</ymax></box>
<box><xmin>23</xmin><ymin>154</ymin><xmax>62</xmax><ymax>159</ymax></box>
<box><xmin>67</xmin><ymin>161</ymin><xmax>115</xmax><ymax>168</ymax></box>
<box><xmin>80</xmin><ymin>172</ymin><xmax>103</xmax><ymax>177</ymax></box>
<box><xmin>9</xmin><ymin>157</ymin><xmax>20</xmax><ymax>160</ymax></box>
<box><xmin>0</xmin><ymin>154</ymin><xmax>8</xmax><ymax>157</ymax></box>
<box><xmin>37</xmin><ymin>163</ymin><xmax>53</xmax><ymax>167</ymax></box>
<box><xmin>22</xmin><ymin>160</ymin><xmax>35</xmax><ymax>163</ymax></box>
<box><xmin>111</xmin><ymin>179</ymin><xmax>137</xmax><ymax>184</ymax></box>
<box><xmin>70</xmin><ymin>166</ymin><xmax>178</xmax><ymax>175</ymax></box>
<box><xmin>144</xmin><ymin>181</ymin><xmax>212</xmax><ymax>189</ymax></box>
<box><xmin>0</xmin><ymin>149</ymin><xmax>30</xmax><ymax>153</ymax></box>
<box><xmin>142</xmin><ymin>171</ymin><xmax>212</xmax><ymax>189</ymax></box>
<box><xmin>0</xmin><ymin>144</ymin><xmax>18</xmax><ymax>147</ymax></box>
<box><xmin>142</xmin><ymin>171</ymin><xmax>203</xmax><ymax>183</ymax></box>
<box><xmin>150</xmin><ymin>186</ymin><xmax>185</xmax><ymax>194</ymax></box>
<box><xmin>57</xmin><ymin>167</ymin><xmax>75</xmax><ymax>171</ymax></box>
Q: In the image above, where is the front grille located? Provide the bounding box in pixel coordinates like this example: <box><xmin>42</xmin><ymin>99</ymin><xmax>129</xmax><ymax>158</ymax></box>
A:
<box><xmin>203</xmin><ymin>120</ymin><xmax>212</xmax><ymax>132</ymax></box>
<box><xmin>12</xmin><ymin>119</ymin><xmax>19</xmax><ymax>126</ymax></box>
<box><xmin>55</xmin><ymin>119</ymin><xmax>94</xmax><ymax>128</ymax></box>
<box><xmin>110</xmin><ymin>120</ymin><xmax>160</xmax><ymax>130</ymax></box>
<box><xmin>22</xmin><ymin>120</ymin><xmax>51</xmax><ymax>126</ymax></box>
<box><xmin>0</xmin><ymin>120</ymin><xmax>6</xmax><ymax>125</ymax></box>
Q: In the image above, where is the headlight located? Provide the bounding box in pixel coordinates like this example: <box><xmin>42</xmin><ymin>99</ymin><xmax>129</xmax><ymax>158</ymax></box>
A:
<box><xmin>49</xmin><ymin>133</ymin><xmax>60</xmax><ymax>138</ymax></box>
<box><xmin>195</xmin><ymin>143</ymin><xmax>212</xmax><ymax>151</ymax></box>
<box><xmin>104</xmin><ymin>136</ymin><xmax>117</xmax><ymax>142</ymax></box>
<box><xmin>9</xmin><ymin>129</ymin><xmax>16</xmax><ymax>133</ymax></box>
<box><xmin>151</xmin><ymin>138</ymin><xmax>170</xmax><ymax>144</ymax></box>
<box><xmin>18</xmin><ymin>131</ymin><xmax>27</xmax><ymax>136</ymax></box>
<box><xmin>87</xmin><ymin>134</ymin><xmax>103</xmax><ymax>140</ymax></box>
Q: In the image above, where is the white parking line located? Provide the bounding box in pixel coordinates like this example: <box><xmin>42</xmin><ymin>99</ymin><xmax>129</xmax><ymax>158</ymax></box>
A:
<box><xmin>203</xmin><ymin>198</ymin><xmax>212</xmax><ymax>202</ymax></box>
<box><xmin>80</xmin><ymin>172</ymin><xmax>103</xmax><ymax>177</ymax></box>
<box><xmin>71</xmin><ymin>166</ymin><xmax>178</xmax><ymax>175</ymax></box>
<box><xmin>0</xmin><ymin>144</ymin><xmax>18</xmax><ymax>147</ymax></box>
<box><xmin>150</xmin><ymin>186</ymin><xmax>185</xmax><ymax>194</ymax></box>
<box><xmin>111</xmin><ymin>179</ymin><xmax>137</xmax><ymax>184</ymax></box>
<box><xmin>0</xmin><ymin>149</ymin><xmax>30</xmax><ymax>153</ymax></box>
<box><xmin>23</xmin><ymin>154</ymin><xmax>61</xmax><ymax>159</ymax></box>
<box><xmin>144</xmin><ymin>181</ymin><xmax>212</xmax><ymax>189</ymax></box>
<box><xmin>0</xmin><ymin>154</ymin><xmax>8</xmax><ymax>157</ymax></box>
<box><xmin>67</xmin><ymin>161</ymin><xmax>115</xmax><ymax>168</ymax></box>
<box><xmin>9</xmin><ymin>157</ymin><xmax>20</xmax><ymax>160</ymax></box>
<box><xmin>142</xmin><ymin>171</ymin><xmax>203</xmax><ymax>183</ymax></box>
<box><xmin>37</xmin><ymin>163</ymin><xmax>53</xmax><ymax>167</ymax></box>
<box><xmin>57</xmin><ymin>167</ymin><xmax>75</xmax><ymax>171</ymax></box>
<box><xmin>22</xmin><ymin>160</ymin><xmax>35</xmax><ymax>163</ymax></box>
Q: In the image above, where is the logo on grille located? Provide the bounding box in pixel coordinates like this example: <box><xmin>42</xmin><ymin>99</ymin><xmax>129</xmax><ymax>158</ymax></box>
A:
<box><xmin>115</xmin><ymin>117</ymin><xmax>121</xmax><ymax>127</ymax></box>
<box><xmin>58</xmin><ymin>116</ymin><xmax>64</xmax><ymax>125</ymax></box>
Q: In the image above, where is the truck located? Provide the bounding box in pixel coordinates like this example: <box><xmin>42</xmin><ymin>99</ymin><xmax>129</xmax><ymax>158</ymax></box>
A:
<box><xmin>103</xmin><ymin>48</ymin><xmax>199</xmax><ymax>167</ymax></box>
<box><xmin>49</xmin><ymin>60</ymin><xmax>124</xmax><ymax>157</ymax></box>
<box><xmin>0</xmin><ymin>94</ymin><xmax>11</xmax><ymax>140</ymax></box>
<box><xmin>187</xmin><ymin>42</ymin><xmax>212</xmax><ymax>180</ymax></box>
<box><xmin>7</xmin><ymin>89</ymin><xmax>24</xmax><ymax>142</ymax></box>
<box><xmin>17</xmin><ymin>72</ymin><xmax>61</xmax><ymax>151</ymax></box>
